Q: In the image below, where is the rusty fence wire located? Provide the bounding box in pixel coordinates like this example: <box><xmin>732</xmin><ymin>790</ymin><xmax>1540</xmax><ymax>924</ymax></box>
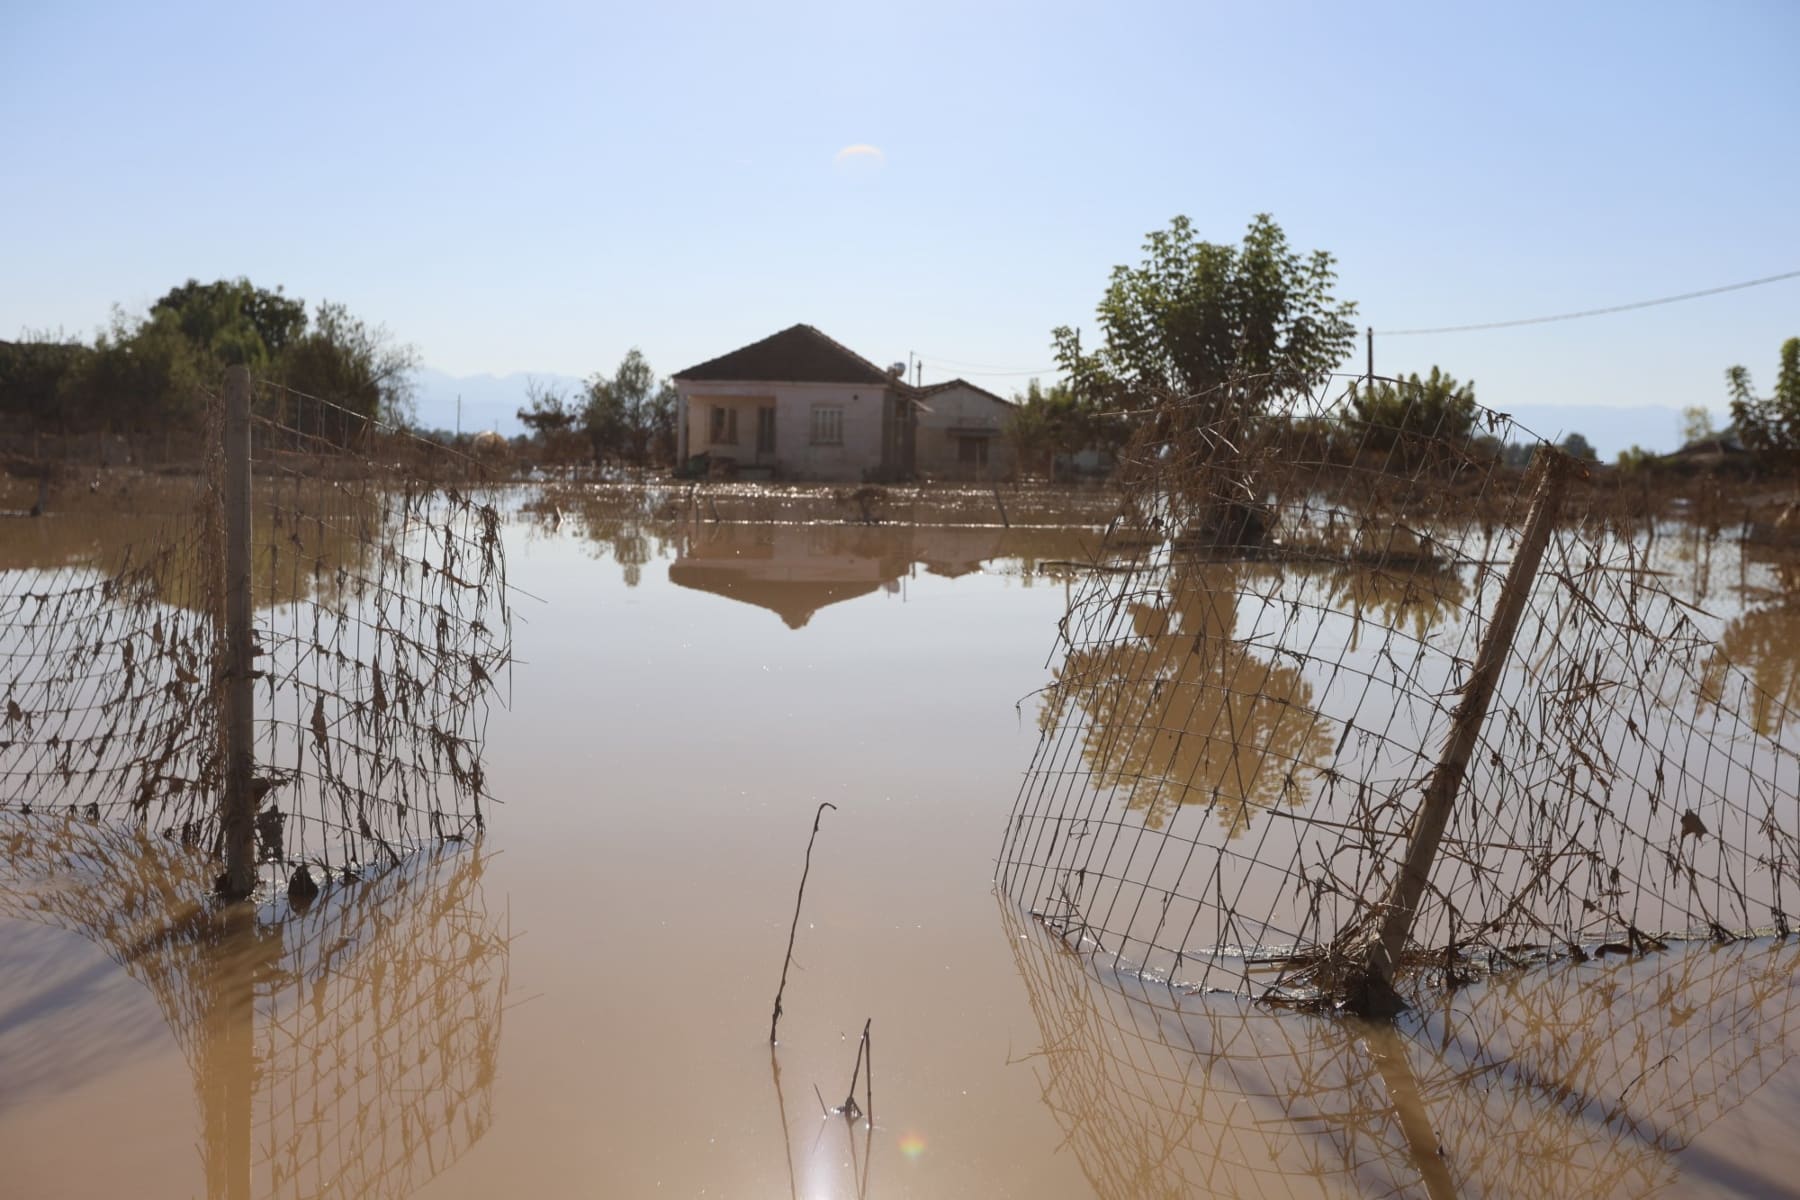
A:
<box><xmin>998</xmin><ymin>375</ymin><xmax>1800</xmax><ymax>1004</ymax></box>
<box><xmin>0</xmin><ymin>378</ymin><xmax>512</xmax><ymax>892</ymax></box>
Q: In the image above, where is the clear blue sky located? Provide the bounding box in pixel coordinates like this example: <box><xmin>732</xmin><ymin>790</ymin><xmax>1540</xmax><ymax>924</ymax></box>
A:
<box><xmin>4</xmin><ymin>0</ymin><xmax>1796</xmax><ymax>438</ymax></box>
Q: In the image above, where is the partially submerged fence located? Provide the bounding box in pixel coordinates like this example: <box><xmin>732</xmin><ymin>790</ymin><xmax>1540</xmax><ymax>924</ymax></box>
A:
<box><xmin>0</xmin><ymin>366</ymin><xmax>511</xmax><ymax>897</ymax></box>
<box><xmin>999</xmin><ymin>375</ymin><xmax>1800</xmax><ymax>1011</ymax></box>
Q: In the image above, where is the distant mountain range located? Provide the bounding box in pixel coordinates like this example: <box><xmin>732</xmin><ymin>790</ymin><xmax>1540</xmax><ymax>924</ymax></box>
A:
<box><xmin>410</xmin><ymin>367</ymin><xmax>586</xmax><ymax>437</ymax></box>
<box><xmin>408</xmin><ymin>368</ymin><xmax>1704</xmax><ymax>459</ymax></box>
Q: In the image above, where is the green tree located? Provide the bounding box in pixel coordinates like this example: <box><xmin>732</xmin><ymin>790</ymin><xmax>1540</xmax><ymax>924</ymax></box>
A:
<box><xmin>1559</xmin><ymin>431</ymin><xmax>1598</xmax><ymax>462</ymax></box>
<box><xmin>1010</xmin><ymin>378</ymin><xmax>1110</xmax><ymax>478</ymax></box>
<box><xmin>583</xmin><ymin>349</ymin><xmax>676</xmax><ymax>464</ymax></box>
<box><xmin>1053</xmin><ymin>213</ymin><xmax>1357</xmax><ymax>422</ymax></box>
<box><xmin>58</xmin><ymin>307</ymin><xmax>210</xmax><ymax>431</ymax></box>
<box><xmin>1680</xmin><ymin>405</ymin><xmax>1717</xmax><ymax>446</ymax></box>
<box><xmin>1342</xmin><ymin>366</ymin><xmax>1477</xmax><ymax>451</ymax></box>
<box><xmin>517</xmin><ymin>378</ymin><xmax>586</xmax><ymax>463</ymax></box>
<box><xmin>1</xmin><ymin>281</ymin><xmax>414</xmax><ymax>434</ymax></box>
<box><xmin>278</xmin><ymin>301</ymin><xmax>419</xmax><ymax>426</ymax></box>
<box><xmin>1727</xmin><ymin>337</ymin><xmax>1800</xmax><ymax>458</ymax></box>
<box><xmin>152</xmin><ymin>278</ymin><xmax>309</xmax><ymax>367</ymax></box>
<box><xmin>0</xmin><ymin>332</ymin><xmax>90</xmax><ymax>429</ymax></box>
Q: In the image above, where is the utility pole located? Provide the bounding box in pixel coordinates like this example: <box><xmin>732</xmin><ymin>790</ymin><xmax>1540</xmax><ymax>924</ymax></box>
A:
<box><xmin>456</xmin><ymin>394</ymin><xmax>462</xmax><ymax>438</ymax></box>
<box><xmin>1366</xmin><ymin>327</ymin><xmax>1374</xmax><ymax>384</ymax></box>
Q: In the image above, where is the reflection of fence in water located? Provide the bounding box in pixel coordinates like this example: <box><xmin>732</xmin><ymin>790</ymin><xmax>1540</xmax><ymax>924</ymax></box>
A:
<box><xmin>1003</xmin><ymin>901</ymin><xmax>1800</xmax><ymax>1199</ymax></box>
<box><xmin>1001</xmin><ymin>378</ymin><xmax>1800</xmax><ymax>1001</ymax></box>
<box><xmin>0</xmin><ymin>813</ymin><xmax>509</xmax><ymax>1200</ymax></box>
<box><xmin>0</xmin><ymin>379</ymin><xmax>511</xmax><ymax>884</ymax></box>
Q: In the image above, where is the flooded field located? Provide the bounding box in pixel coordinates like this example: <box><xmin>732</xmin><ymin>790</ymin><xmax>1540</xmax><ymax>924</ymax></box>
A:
<box><xmin>4</xmin><ymin>481</ymin><xmax>1800</xmax><ymax>1198</ymax></box>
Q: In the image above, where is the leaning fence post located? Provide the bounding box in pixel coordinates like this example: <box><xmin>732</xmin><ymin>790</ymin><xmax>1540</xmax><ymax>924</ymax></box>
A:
<box><xmin>220</xmin><ymin>365</ymin><xmax>257</xmax><ymax>899</ymax></box>
<box><xmin>1347</xmin><ymin>445</ymin><xmax>1570</xmax><ymax>1015</ymax></box>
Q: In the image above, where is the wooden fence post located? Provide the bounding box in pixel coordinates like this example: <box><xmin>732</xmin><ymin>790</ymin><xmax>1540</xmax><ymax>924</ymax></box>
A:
<box><xmin>220</xmin><ymin>366</ymin><xmax>257</xmax><ymax>899</ymax></box>
<box><xmin>1347</xmin><ymin>446</ymin><xmax>1570</xmax><ymax>1015</ymax></box>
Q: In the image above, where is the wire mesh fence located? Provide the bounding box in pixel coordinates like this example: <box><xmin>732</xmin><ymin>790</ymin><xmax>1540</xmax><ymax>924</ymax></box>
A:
<box><xmin>247</xmin><ymin>378</ymin><xmax>510</xmax><ymax>880</ymax></box>
<box><xmin>0</xmin><ymin>370</ymin><xmax>511</xmax><ymax>894</ymax></box>
<box><xmin>999</xmin><ymin>375</ymin><xmax>1800</xmax><ymax>1007</ymax></box>
<box><xmin>0</xmin><ymin>811</ymin><xmax>509</xmax><ymax>1200</ymax></box>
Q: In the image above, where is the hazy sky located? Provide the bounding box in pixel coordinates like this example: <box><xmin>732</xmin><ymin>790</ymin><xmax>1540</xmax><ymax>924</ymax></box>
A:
<box><xmin>4</xmin><ymin>0</ymin><xmax>1796</xmax><ymax>432</ymax></box>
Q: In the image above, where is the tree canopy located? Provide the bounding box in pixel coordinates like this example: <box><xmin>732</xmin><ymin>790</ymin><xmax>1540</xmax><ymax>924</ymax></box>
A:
<box><xmin>1343</xmin><ymin>366</ymin><xmax>1478</xmax><ymax>449</ymax></box>
<box><xmin>0</xmin><ymin>278</ymin><xmax>417</xmax><ymax>432</ymax></box>
<box><xmin>1008</xmin><ymin>378</ymin><xmax>1116</xmax><ymax>478</ymax></box>
<box><xmin>1053</xmin><ymin>214</ymin><xmax>1358</xmax><ymax>419</ymax></box>
<box><xmin>1727</xmin><ymin>336</ymin><xmax>1800</xmax><ymax>459</ymax></box>
<box><xmin>515</xmin><ymin>348</ymin><xmax>678</xmax><ymax>466</ymax></box>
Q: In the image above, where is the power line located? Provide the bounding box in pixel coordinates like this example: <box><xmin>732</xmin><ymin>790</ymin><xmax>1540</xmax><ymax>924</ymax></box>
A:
<box><xmin>1379</xmin><ymin>268</ymin><xmax>1800</xmax><ymax>336</ymax></box>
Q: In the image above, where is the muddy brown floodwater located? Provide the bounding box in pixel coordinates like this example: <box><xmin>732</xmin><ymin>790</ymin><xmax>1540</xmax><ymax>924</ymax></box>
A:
<box><xmin>4</xmin><ymin>487</ymin><xmax>1800</xmax><ymax>1198</ymax></box>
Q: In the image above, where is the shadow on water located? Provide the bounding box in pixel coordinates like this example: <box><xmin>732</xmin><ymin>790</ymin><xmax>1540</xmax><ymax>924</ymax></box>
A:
<box><xmin>0</xmin><ymin>814</ymin><xmax>509</xmax><ymax>1199</ymax></box>
<box><xmin>1001</xmin><ymin>896</ymin><xmax>1800</xmax><ymax>1198</ymax></box>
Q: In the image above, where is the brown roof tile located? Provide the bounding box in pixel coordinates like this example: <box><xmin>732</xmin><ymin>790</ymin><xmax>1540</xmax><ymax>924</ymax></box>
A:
<box><xmin>672</xmin><ymin>324</ymin><xmax>898</xmax><ymax>386</ymax></box>
<box><xmin>914</xmin><ymin>378</ymin><xmax>1016</xmax><ymax>406</ymax></box>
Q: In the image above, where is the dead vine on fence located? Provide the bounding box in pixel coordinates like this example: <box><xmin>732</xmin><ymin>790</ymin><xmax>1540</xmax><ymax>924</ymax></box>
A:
<box><xmin>999</xmin><ymin>374</ymin><xmax>1800</xmax><ymax>1006</ymax></box>
<box><xmin>0</xmin><ymin>379</ymin><xmax>512</xmax><ymax>889</ymax></box>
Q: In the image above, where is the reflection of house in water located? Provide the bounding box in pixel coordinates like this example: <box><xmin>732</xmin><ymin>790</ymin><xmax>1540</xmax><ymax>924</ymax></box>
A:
<box><xmin>668</xmin><ymin>524</ymin><xmax>1092</xmax><ymax>628</ymax></box>
<box><xmin>670</xmin><ymin>525</ymin><xmax>913</xmax><ymax>630</ymax></box>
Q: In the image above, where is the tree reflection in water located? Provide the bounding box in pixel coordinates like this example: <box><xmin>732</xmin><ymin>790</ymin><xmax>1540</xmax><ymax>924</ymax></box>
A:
<box><xmin>1704</xmin><ymin>556</ymin><xmax>1800</xmax><ymax>740</ymax></box>
<box><xmin>1040</xmin><ymin>561</ymin><xmax>1334</xmax><ymax>836</ymax></box>
<box><xmin>0</xmin><ymin>814</ymin><xmax>508</xmax><ymax>1200</ymax></box>
<box><xmin>1324</xmin><ymin>559</ymin><xmax>1471</xmax><ymax>652</ymax></box>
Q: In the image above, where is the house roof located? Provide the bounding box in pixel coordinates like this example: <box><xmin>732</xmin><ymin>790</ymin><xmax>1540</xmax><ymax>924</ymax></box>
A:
<box><xmin>914</xmin><ymin>378</ymin><xmax>1016</xmax><ymax>407</ymax></box>
<box><xmin>672</xmin><ymin>324</ymin><xmax>899</xmax><ymax>387</ymax></box>
<box><xmin>667</xmin><ymin>564</ymin><xmax>885</xmax><ymax>629</ymax></box>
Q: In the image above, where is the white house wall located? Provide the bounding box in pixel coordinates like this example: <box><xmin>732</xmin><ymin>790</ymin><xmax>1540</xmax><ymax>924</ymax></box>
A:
<box><xmin>914</xmin><ymin>385</ymin><xmax>1017</xmax><ymax>480</ymax></box>
<box><xmin>678</xmin><ymin>381</ymin><xmax>900</xmax><ymax>481</ymax></box>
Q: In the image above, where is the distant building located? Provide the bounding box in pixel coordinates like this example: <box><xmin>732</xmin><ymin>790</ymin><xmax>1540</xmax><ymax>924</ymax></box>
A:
<box><xmin>671</xmin><ymin>325</ymin><xmax>914</xmax><ymax>482</ymax></box>
<box><xmin>912</xmin><ymin>380</ymin><xmax>1016</xmax><ymax>480</ymax></box>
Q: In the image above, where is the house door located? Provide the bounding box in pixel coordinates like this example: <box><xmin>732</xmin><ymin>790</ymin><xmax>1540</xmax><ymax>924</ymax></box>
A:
<box><xmin>756</xmin><ymin>407</ymin><xmax>777</xmax><ymax>458</ymax></box>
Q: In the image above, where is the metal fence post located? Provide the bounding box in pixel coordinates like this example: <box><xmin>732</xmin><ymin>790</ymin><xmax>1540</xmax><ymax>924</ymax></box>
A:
<box><xmin>220</xmin><ymin>365</ymin><xmax>256</xmax><ymax>899</ymax></box>
<box><xmin>1348</xmin><ymin>445</ymin><xmax>1570</xmax><ymax>1015</ymax></box>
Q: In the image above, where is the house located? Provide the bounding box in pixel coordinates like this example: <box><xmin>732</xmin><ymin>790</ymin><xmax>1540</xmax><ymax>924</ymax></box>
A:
<box><xmin>912</xmin><ymin>380</ymin><xmax>1017</xmax><ymax>480</ymax></box>
<box><xmin>672</xmin><ymin>325</ymin><xmax>915</xmax><ymax>482</ymax></box>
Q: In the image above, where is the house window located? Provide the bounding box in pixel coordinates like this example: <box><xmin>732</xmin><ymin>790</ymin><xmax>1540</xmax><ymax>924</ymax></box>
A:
<box><xmin>756</xmin><ymin>406</ymin><xmax>776</xmax><ymax>454</ymax></box>
<box><xmin>958</xmin><ymin>436</ymin><xmax>989</xmax><ymax>468</ymax></box>
<box><xmin>710</xmin><ymin>405</ymin><xmax>738</xmax><ymax>445</ymax></box>
<box><xmin>810</xmin><ymin>407</ymin><xmax>844</xmax><ymax>446</ymax></box>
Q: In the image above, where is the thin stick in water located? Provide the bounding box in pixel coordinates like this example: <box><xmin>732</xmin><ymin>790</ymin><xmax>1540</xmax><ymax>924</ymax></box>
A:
<box><xmin>770</xmin><ymin>801</ymin><xmax>837</xmax><ymax>1045</ymax></box>
<box><xmin>841</xmin><ymin>1017</ymin><xmax>872</xmax><ymax>1120</ymax></box>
